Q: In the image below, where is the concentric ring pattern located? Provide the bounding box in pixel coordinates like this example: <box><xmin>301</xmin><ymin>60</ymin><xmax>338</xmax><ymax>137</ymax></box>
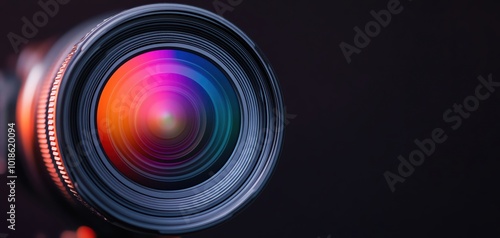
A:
<box><xmin>97</xmin><ymin>49</ymin><xmax>240</xmax><ymax>189</ymax></box>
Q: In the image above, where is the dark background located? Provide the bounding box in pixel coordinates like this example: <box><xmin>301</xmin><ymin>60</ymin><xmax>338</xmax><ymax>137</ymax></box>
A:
<box><xmin>1</xmin><ymin>0</ymin><xmax>500</xmax><ymax>237</ymax></box>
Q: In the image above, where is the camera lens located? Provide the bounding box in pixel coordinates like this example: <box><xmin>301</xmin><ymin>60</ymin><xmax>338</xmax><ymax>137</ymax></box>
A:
<box><xmin>16</xmin><ymin>3</ymin><xmax>284</xmax><ymax>235</ymax></box>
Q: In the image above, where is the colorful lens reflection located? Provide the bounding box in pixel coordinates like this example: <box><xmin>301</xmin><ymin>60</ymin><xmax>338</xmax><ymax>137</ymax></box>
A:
<box><xmin>97</xmin><ymin>49</ymin><xmax>240</xmax><ymax>189</ymax></box>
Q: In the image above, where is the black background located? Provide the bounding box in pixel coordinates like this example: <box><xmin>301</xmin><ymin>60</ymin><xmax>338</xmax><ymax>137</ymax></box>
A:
<box><xmin>1</xmin><ymin>0</ymin><xmax>500</xmax><ymax>237</ymax></box>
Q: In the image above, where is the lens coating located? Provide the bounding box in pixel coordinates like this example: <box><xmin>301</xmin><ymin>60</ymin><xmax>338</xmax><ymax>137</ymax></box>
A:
<box><xmin>97</xmin><ymin>49</ymin><xmax>240</xmax><ymax>189</ymax></box>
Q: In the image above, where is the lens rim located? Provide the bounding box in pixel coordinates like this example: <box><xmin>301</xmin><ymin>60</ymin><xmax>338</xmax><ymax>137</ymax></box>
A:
<box><xmin>49</xmin><ymin>3</ymin><xmax>284</xmax><ymax>234</ymax></box>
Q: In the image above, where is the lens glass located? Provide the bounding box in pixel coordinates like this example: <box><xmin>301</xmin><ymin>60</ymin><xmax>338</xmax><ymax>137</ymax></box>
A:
<box><xmin>97</xmin><ymin>49</ymin><xmax>240</xmax><ymax>189</ymax></box>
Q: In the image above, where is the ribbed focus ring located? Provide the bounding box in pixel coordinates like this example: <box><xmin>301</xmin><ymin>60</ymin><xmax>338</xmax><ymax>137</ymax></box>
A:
<box><xmin>37</xmin><ymin>45</ymin><xmax>78</xmax><ymax>202</ymax></box>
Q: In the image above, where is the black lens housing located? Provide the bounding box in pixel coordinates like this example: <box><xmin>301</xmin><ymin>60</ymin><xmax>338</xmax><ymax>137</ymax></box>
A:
<box><xmin>20</xmin><ymin>3</ymin><xmax>284</xmax><ymax>235</ymax></box>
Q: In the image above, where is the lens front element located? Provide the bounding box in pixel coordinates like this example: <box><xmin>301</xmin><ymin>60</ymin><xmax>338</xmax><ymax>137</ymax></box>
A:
<box><xmin>97</xmin><ymin>49</ymin><xmax>241</xmax><ymax>190</ymax></box>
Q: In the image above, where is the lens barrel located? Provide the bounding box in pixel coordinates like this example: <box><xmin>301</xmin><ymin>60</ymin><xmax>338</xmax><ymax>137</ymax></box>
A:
<box><xmin>16</xmin><ymin>4</ymin><xmax>284</xmax><ymax>234</ymax></box>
